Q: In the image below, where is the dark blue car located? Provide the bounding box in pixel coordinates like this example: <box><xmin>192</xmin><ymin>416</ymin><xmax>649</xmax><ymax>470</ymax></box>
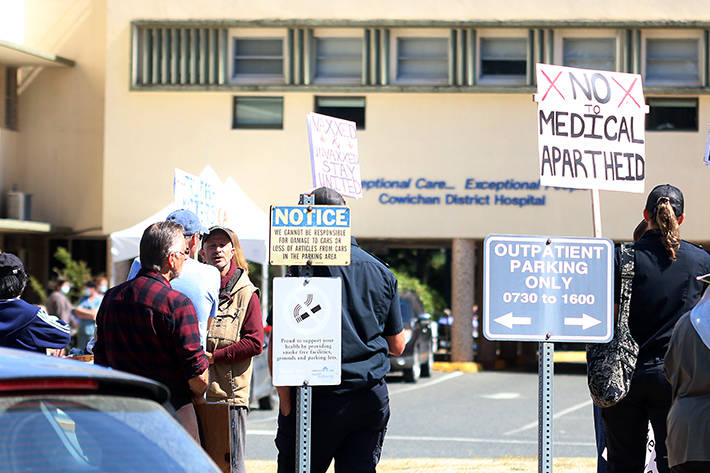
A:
<box><xmin>0</xmin><ymin>347</ymin><xmax>221</xmax><ymax>473</ymax></box>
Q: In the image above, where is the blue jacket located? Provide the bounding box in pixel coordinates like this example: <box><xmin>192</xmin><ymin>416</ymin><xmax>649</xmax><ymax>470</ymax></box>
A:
<box><xmin>0</xmin><ymin>298</ymin><xmax>71</xmax><ymax>352</ymax></box>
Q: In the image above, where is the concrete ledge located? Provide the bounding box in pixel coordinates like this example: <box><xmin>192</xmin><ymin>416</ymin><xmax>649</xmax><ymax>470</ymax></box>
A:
<box><xmin>433</xmin><ymin>361</ymin><xmax>482</xmax><ymax>373</ymax></box>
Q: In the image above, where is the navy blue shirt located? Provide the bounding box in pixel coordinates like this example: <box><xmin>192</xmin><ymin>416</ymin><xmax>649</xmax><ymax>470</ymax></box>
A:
<box><xmin>286</xmin><ymin>238</ymin><xmax>403</xmax><ymax>394</ymax></box>
<box><xmin>0</xmin><ymin>298</ymin><xmax>71</xmax><ymax>352</ymax></box>
<box><xmin>615</xmin><ymin>230</ymin><xmax>710</xmax><ymax>364</ymax></box>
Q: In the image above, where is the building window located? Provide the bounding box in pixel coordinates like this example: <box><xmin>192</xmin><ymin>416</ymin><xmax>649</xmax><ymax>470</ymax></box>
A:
<box><xmin>231</xmin><ymin>37</ymin><xmax>284</xmax><ymax>83</ymax></box>
<box><xmin>645</xmin><ymin>98</ymin><xmax>698</xmax><ymax>131</ymax></box>
<box><xmin>563</xmin><ymin>38</ymin><xmax>616</xmax><ymax>71</ymax></box>
<box><xmin>232</xmin><ymin>96</ymin><xmax>283</xmax><ymax>129</ymax></box>
<box><xmin>395</xmin><ymin>37</ymin><xmax>449</xmax><ymax>83</ymax></box>
<box><xmin>479</xmin><ymin>37</ymin><xmax>527</xmax><ymax>84</ymax></box>
<box><xmin>314</xmin><ymin>97</ymin><xmax>365</xmax><ymax>129</ymax></box>
<box><xmin>645</xmin><ymin>38</ymin><xmax>700</xmax><ymax>86</ymax></box>
<box><xmin>314</xmin><ymin>37</ymin><xmax>362</xmax><ymax>83</ymax></box>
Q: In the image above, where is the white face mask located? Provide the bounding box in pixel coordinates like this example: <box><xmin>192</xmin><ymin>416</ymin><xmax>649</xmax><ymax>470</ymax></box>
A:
<box><xmin>99</xmin><ymin>284</ymin><xmax>107</xmax><ymax>293</ymax></box>
<box><xmin>60</xmin><ymin>285</ymin><xmax>71</xmax><ymax>295</ymax></box>
<box><xmin>83</xmin><ymin>288</ymin><xmax>92</xmax><ymax>297</ymax></box>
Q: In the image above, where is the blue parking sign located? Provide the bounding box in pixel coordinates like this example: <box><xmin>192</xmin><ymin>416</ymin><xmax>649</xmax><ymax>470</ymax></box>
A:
<box><xmin>483</xmin><ymin>235</ymin><xmax>614</xmax><ymax>343</ymax></box>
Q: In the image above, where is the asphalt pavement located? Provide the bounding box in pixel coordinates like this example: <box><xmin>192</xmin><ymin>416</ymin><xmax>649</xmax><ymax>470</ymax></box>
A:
<box><xmin>245</xmin><ymin>364</ymin><xmax>597</xmax><ymax>461</ymax></box>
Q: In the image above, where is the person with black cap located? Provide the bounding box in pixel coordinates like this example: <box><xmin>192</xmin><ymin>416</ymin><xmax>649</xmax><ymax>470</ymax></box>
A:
<box><xmin>600</xmin><ymin>184</ymin><xmax>710</xmax><ymax>473</ymax></box>
<box><xmin>201</xmin><ymin>225</ymin><xmax>263</xmax><ymax>473</ymax></box>
<box><xmin>0</xmin><ymin>252</ymin><xmax>71</xmax><ymax>352</ymax></box>
<box><xmin>270</xmin><ymin>186</ymin><xmax>405</xmax><ymax>473</ymax></box>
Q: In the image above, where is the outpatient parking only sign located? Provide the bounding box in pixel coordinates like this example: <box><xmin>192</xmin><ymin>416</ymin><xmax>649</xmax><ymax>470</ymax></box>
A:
<box><xmin>483</xmin><ymin>234</ymin><xmax>614</xmax><ymax>343</ymax></box>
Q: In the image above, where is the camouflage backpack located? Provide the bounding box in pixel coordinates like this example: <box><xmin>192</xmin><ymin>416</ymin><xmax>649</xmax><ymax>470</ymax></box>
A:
<box><xmin>586</xmin><ymin>243</ymin><xmax>639</xmax><ymax>408</ymax></box>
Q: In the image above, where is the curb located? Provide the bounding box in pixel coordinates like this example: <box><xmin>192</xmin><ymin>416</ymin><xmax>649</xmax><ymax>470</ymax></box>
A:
<box><xmin>432</xmin><ymin>361</ymin><xmax>482</xmax><ymax>373</ymax></box>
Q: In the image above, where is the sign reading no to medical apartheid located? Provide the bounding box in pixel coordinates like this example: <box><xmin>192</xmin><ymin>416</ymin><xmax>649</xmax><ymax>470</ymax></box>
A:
<box><xmin>273</xmin><ymin>277</ymin><xmax>342</xmax><ymax>386</ymax></box>
<box><xmin>306</xmin><ymin>112</ymin><xmax>362</xmax><ymax>199</ymax></box>
<box><xmin>269</xmin><ymin>205</ymin><xmax>351</xmax><ymax>266</ymax></box>
<box><xmin>534</xmin><ymin>64</ymin><xmax>648</xmax><ymax>193</ymax></box>
<box><xmin>173</xmin><ymin>168</ymin><xmax>220</xmax><ymax>226</ymax></box>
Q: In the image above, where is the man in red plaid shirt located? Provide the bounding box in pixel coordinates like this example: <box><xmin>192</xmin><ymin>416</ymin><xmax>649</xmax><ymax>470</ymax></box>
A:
<box><xmin>94</xmin><ymin>221</ymin><xmax>208</xmax><ymax>441</ymax></box>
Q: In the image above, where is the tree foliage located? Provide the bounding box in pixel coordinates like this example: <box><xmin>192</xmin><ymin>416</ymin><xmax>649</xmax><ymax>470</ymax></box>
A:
<box><xmin>53</xmin><ymin>247</ymin><xmax>92</xmax><ymax>303</ymax></box>
<box><xmin>391</xmin><ymin>269</ymin><xmax>446</xmax><ymax>317</ymax></box>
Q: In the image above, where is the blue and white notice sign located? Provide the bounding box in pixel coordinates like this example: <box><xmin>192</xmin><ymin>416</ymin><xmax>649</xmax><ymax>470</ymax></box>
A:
<box><xmin>269</xmin><ymin>205</ymin><xmax>351</xmax><ymax>266</ymax></box>
<box><xmin>483</xmin><ymin>234</ymin><xmax>614</xmax><ymax>343</ymax></box>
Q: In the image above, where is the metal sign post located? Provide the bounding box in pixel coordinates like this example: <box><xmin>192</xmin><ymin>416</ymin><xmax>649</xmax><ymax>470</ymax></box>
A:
<box><xmin>538</xmin><ymin>341</ymin><xmax>554</xmax><ymax>473</ymax></box>
<box><xmin>297</xmin><ymin>193</ymin><xmax>314</xmax><ymax>473</ymax></box>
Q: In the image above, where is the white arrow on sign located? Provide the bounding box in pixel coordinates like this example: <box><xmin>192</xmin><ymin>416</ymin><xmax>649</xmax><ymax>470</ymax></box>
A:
<box><xmin>494</xmin><ymin>312</ymin><xmax>532</xmax><ymax>329</ymax></box>
<box><xmin>563</xmin><ymin>313</ymin><xmax>601</xmax><ymax>330</ymax></box>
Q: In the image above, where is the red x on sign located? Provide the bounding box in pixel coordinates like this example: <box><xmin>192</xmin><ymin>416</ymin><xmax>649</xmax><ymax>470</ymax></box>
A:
<box><xmin>612</xmin><ymin>77</ymin><xmax>640</xmax><ymax>108</ymax></box>
<box><xmin>540</xmin><ymin>69</ymin><xmax>565</xmax><ymax>101</ymax></box>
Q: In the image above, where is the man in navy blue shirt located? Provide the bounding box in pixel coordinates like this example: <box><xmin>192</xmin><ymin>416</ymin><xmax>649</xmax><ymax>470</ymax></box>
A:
<box><xmin>272</xmin><ymin>187</ymin><xmax>405</xmax><ymax>473</ymax></box>
<box><xmin>0</xmin><ymin>252</ymin><xmax>71</xmax><ymax>352</ymax></box>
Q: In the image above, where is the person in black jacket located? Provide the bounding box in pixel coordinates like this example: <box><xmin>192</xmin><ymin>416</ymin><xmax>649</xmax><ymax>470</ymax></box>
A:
<box><xmin>601</xmin><ymin>184</ymin><xmax>710</xmax><ymax>473</ymax></box>
<box><xmin>0</xmin><ymin>252</ymin><xmax>71</xmax><ymax>353</ymax></box>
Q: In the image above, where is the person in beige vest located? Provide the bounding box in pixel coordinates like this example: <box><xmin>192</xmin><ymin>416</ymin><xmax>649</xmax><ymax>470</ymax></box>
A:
<box><xmin>201</xmin><ymin>226</ymin><xmax>264</xmax><ymax>473</ymax></box>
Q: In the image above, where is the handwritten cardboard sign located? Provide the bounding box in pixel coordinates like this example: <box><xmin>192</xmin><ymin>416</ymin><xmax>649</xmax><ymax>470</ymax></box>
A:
<box><xmin>534</xmin><ymin>64</ymin><xmax>648</xmax><ymax>193</ymax></box>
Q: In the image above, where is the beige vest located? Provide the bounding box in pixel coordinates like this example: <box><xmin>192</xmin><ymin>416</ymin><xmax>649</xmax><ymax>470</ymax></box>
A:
<box><xmin>206</xmin><ymin>270</ymin><xmax>258</xmax><ymax>407</ymax></box>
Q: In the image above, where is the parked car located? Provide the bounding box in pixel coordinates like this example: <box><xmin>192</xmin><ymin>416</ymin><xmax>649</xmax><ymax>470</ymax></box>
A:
<box><xmin>0</xmin><ymin>347</ymin><xmax>221</xmax><ymax>473</ymax></box>
<box><xmin>249</xmin><ymin>326</ymin><xmax>278</xmax><ymax>410</ymax></box>
<box><xmin>389</xmin><ymin>290</ymin><xmax>434</xmax><ymax>382</ymax></box>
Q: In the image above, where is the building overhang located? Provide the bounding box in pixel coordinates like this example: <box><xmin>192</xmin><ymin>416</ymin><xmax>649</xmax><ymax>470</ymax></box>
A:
<box><xmin>0</xmin><ymin>218</ymin><xmax>53</xmax><ymax>234</ymax></box>
<box><xmin>0</xmin><ymin>40</ymin><xmax>74</xmax><ymax>68</ymax></box>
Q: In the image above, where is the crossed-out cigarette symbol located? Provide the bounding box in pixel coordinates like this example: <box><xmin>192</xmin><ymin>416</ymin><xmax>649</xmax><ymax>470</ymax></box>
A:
<box><xmin>294</xmin><ymin>293</ymin><xmax>322</xmax><ymax>323</ymax></box>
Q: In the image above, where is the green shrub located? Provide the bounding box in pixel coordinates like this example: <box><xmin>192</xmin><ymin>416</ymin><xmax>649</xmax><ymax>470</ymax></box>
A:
<box><xmin>391</xmin><ymin>269</ymin><xmax>446</xmax><ymax>317</ymax></box>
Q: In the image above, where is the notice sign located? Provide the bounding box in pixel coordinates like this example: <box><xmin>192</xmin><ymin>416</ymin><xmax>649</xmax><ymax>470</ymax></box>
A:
<box><xmin>534</xmin><ymin>64</ymin><xmax>648</xmax><ymax>193</ymax></box>
<box><xmin>483</xmin><ymin>234</ymin><xmax>614</xmax><ymax>343</ymax></box>
<box><xmin>273</xmin><ymin>277</ymin><xmax>342</xmax><ymax>386</ymax></box>
<box><xmin>269</xmin><ymin>205</ymin><xmax>351</xmax><ymax>266</ymax></box>
<box><xmin>306</xmin><ymin>112</ymin><xmax>362</xmax><ymax>199</ymax></box>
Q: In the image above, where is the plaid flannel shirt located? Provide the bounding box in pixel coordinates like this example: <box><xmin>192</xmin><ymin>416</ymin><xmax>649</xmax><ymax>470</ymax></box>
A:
<box><xmin>93</xmin><ymin>269</ymin><xmax>208</xmax><ymax>409</ymax></box>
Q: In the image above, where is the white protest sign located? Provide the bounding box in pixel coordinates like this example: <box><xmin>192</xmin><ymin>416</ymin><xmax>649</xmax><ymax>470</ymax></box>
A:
<box><xmin>534</xmin><ymin>64</ymin><xmax>648</xmax><ymax>193</ymax></box>
<box><xmin>173</xmin><ymin>168</ymin><xmax>220</xmax><ymax>227</ymax></box>
<box><xmin>306</xmin><ymin>112</ymin><xmax>362</xmax><ymax>199</ymax></box>
<box><xmin>273</xmin><ymin>277</ymin><xmax>342</xmax><ymax>386</ymax></box>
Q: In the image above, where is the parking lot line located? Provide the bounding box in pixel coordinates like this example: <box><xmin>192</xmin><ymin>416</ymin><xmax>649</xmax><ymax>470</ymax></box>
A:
<box><xmin>388</xmin><ymin>372</ymin><xmax>464</xmax><ymax>396</ymax></box>
<box><xmin>503</xmin><ymin>399</ymin><xmax>593</xmax><ymax>436</ymax></box>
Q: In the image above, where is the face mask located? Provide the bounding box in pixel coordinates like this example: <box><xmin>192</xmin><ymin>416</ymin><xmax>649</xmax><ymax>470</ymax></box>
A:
<box><xmin>99</xmin><ymin>284</ymin><xmax>107</xmax><ymax>293</ymax></box>
<box><xmin>83</xmin><ymin>288</ymin><xmax>92</xmax><ymax>297</ymax></box>
<box><xmin>60</xmin><ymin>285</ymin><xmax>71</xmax><ymax>295</ymax></box>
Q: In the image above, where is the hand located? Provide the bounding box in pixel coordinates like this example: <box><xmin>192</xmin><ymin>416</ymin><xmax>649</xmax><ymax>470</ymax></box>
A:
<box><xmin>205</xmin><ymin>352</ymin><xmax>214</xmax><ymax>365</ymax></box>
<box><xmin>279</xmin><ymin>398</ymin><xmax>292</xmax><ymax>416</ymax></box>
<box><xmin>193</xmin><ymin>394</ymin><xmax>206</xmax><ymax>406</ymax></box>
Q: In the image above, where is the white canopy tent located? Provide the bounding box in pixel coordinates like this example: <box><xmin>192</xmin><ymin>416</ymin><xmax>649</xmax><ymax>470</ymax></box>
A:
<box><xmin>109</xmin><ymin>166</ymin><xmax>270</xmax><ymax>321</ymax></box>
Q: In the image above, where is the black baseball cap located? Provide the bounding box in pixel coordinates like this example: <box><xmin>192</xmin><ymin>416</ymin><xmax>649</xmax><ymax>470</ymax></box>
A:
<box><xmin>0</xmin><ymin>253</ymin><xmax>24</xmax><ymax>274</ymax></box>
<box><xmin>299</xmin><ymin>187</ymin><xmax>346</xmax><ymax>206</ymax></box>
<box><xmin>645</xmin><ymin>184</ymin><xmax>684</xmax><ymax>218</ymax></box>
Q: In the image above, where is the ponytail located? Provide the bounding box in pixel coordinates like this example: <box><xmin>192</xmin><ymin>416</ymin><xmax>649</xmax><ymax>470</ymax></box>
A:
<box><xmin>654</xmin><ymin>197</ymin><xmax>681</xmax><ymax>260</ymax></box>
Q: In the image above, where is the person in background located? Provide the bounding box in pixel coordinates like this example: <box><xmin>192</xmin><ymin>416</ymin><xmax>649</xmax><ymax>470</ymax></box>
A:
<box><xmin>45</xmin><ymin>278</ymin><xmax>74</xmax><ymax>326</ymax></box>
<box><xmin>600</xmin><ymin>184</ymin><xmax>710</xmax><ymax>473</ymax></box>
<box><xmin>96</xmin><ymin>275</ymin><xmax>108</xmax><ymax>295</ymax></box>
<box><xmin>201</xmin><ymin>225</ymin><xmax>263</xmax><ymax>473</ymax></box>
<box><xmin>664</xmin><ymin>273</ymin><xmax>710</xmax><ymax>473</ymax></box>
<box><xmin>73</xmin><ymin>280</ymin><xmax>102</xmax><ymax>352</ymax></box>
<box><xmin>0</xmin><ymin>252</ymin><xmax>71</xmax><ymax>352</ymax></box>
<box><xmin>93</xmin><ymin>221</ymin><xmax>208</xmax><ymax>441</ymax></box>
<box><xmin>270</xmin><ymin>187</ymin><xmax>405</xmax><ymax>473</ymax></box>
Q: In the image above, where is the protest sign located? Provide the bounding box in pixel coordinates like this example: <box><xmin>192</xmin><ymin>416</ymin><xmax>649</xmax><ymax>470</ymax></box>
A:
<box><xmin>272</xmin><ymin>277</ymin><xmax>342</xmax><ymax>386</ymax></box>
<box><xmin>534</xmin><ymin>64</ymin><xmax>648</xmax><ymax>193</ymax></box>
<box><xmin>173</xmin><ymin>168</ymin><xmax>219</xmax><ymax>227</ymax></box>
<box><xmin>704</xmin><ymin>125</ymin><xmax>710</xmax><ymax>167</ymax></box>
<box><xmin>306</xmin><ymin>112</ymin><xmax>362</xmax><ymax>199</ymax></box>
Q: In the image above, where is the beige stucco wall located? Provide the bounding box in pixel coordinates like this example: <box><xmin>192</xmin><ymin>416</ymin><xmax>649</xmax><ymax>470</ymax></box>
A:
<box><xmin>15</xmin><ymin>0</ymin><xmax>105</xmax><ymax>232</ymax></box>
<box><xmin>99</xmin><ymin>1</ymin><xmax>710</xmax><ymax>242</ymax></box>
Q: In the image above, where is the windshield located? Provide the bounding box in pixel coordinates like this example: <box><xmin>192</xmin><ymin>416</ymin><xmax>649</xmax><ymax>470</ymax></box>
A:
<box><xmin>0</xmin><ymin>394</ymin><xmax>220</xmax><ymax>473</ymax></box>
